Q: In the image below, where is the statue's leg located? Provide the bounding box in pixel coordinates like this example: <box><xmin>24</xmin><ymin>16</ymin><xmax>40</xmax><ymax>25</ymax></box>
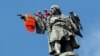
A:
<box><xmin>48</xmin><ymin>33</ymin><xmax>56</xmax><ymax>55</ymax></box>
<box><xmin>49</xmin><ymin>42</ymin><xmax>56</xmax><ymax>55</ymax></box>
<box><xmin>49</xmin><ymin>41</ymin><xmax>61</xmax><ymax>56</ymax></box>
<box><xmin>54</xmin><ymin>40</ymin><xmax>61</xmax><ymax>55</ymax></box>
<box><xmin>60</xmin><ymin>37</ymin><xmax>79</xmax><ymax>56</ymax></box>
<box><xmin>49</xmin><ymin>26</ymin><xmax>63</xmax><ymax>56</ymax></box>
<box><xmin>70</xmin><ymin>36</ymin><xmax>80</xmax><ymax>49</ymax></box>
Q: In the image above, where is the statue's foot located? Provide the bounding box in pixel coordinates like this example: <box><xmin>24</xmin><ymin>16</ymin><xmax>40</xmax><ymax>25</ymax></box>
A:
<box><xmin>49</xmin><ymin>50</ymin><xmax>56</xmax><ymax>55</ymax></box>
<box><xmin>74</xmin><ymin>45</ymin><xmax>80</xmax><ymax>49</ymax></box>
<box><xmin>54</xmin><ymin>53</ymin><xmax>60</xmax><ymax>56</ymax></box>
<box><xmin>54</xmin><ymin>52</ymin><xmax>61</xmax><ymax>56</ymax></box>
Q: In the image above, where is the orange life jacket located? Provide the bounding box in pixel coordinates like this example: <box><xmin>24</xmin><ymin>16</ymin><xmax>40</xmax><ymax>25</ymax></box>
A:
<box><xmin>24</xmin><ymin>14</ymin><xmax>36</xmax><ymax>32</ymax></box>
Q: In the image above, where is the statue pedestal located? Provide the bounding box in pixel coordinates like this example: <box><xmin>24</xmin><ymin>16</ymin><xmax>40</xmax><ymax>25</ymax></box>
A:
<box><xmin>59</xmin><ymin>51</ymin><xmax>78</xmax><ymax>56</ymax></box>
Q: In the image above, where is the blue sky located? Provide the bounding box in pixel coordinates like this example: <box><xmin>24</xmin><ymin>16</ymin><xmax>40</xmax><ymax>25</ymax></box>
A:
<box><xmin>0</xmin><ymin>0</ymin><xmax>100</xmax><ymax>56</ymax></box>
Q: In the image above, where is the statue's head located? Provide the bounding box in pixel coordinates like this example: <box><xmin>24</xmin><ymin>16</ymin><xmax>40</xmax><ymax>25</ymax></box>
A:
<box><xmin>50</xmin><ymin>5</ymin><xmax>61</xmax><ymax>15</ymax></box>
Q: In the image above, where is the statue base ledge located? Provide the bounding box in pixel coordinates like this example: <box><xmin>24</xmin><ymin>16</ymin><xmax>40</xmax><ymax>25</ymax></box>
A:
<box><xmin>59</xmin><ymin>51</ymin><xmax>78</xmax><ymax>56</ymax></box>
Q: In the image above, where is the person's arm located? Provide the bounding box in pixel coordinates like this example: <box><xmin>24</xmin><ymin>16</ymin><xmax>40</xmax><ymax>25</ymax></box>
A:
<box><xmin>17</xmin><ymin>14</ymin><xmax>26</xmax><ymax>21</ymax></box>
